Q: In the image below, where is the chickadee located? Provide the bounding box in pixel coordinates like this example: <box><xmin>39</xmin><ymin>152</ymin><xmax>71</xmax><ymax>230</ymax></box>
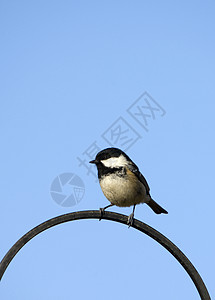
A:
<box><xmin>90</xmin><ymin>147</ymin><xmax>168</xmax><ymax>226</ymax></box>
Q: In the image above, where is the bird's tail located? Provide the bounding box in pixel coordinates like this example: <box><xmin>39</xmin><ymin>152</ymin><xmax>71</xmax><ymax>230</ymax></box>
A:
<box><xmin>147</xmin><ymin>199</ymin><xmax>168</xmax><ymax>214</ymax></box>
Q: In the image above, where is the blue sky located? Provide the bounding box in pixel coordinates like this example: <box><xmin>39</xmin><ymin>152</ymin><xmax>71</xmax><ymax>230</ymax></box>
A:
<box><xmin>0</xmin><ymin>1</ymin><xmax>214</xmax><ymax>299</ymax></box>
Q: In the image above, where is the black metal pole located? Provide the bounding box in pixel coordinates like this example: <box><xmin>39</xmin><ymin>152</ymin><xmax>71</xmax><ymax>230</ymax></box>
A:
<box><xmin>0</xmin><ymin>210</ymin><xmax>211</xmax><ymax>299</ymax></box>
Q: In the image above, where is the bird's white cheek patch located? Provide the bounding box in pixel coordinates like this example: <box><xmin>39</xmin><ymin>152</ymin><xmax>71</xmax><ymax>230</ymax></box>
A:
<box><xmin>101</xmin><ymin>155</ymin><xmax>128</xmax><ymax>168</ymax></box>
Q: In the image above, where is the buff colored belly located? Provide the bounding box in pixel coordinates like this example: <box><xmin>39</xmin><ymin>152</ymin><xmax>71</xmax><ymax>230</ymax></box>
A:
<box><xmin>99</xmin><ymin>173</ymin><xmax>148</xmax><ymax>207</ymax></box>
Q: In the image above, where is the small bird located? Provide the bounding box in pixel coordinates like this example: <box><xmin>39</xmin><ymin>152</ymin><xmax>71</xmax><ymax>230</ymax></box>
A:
<box><xmin>90</xmin><ymin>147</ymin><xmax>168</xmax><ymax>226</ymax></box>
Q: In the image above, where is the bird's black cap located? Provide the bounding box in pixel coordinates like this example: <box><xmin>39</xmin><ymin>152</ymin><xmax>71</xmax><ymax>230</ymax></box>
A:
<box><xmin>89</xmin><ymin>147</ymin><xmax>132</xmax><ymax>164</ymax></box>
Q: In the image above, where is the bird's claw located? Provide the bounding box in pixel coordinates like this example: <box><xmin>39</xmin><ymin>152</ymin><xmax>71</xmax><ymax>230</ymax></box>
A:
<box><xmin>99</xmin><ymin>207</ymin><xmax>105</xmax><ymax>221</ymax></box>
<box><xmin>127</xmin><ymin>213</ymin><xmax>134</xmax><ymax>228</ymax></box>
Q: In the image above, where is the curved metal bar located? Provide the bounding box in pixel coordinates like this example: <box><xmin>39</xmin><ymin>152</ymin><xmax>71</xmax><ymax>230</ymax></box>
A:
<box><xmin>0</xmin><ymin>210</ymin><xmax>211</xmax><ymax>299</ymax></box>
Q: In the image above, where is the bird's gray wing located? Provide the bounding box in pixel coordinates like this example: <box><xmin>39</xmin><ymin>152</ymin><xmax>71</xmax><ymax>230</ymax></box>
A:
<box><xmin>127</xmin><ymin>163</ymin><xmax>150</xmax><ymax>195</ymax></box>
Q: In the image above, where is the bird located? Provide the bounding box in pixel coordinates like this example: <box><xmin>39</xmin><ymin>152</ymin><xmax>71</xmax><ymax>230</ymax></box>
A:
<box><xmin>89</xmin><ymin>147</ymin><xmax>168</xmax><ymax>226</ymax></box>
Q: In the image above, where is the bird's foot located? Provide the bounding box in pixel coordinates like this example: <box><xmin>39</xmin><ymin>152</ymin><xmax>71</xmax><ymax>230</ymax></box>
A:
<box><xmin>99</xmin><ymin>204</ymin><xmax>114</xmax><ymax>221</ymax></box>
<box><xmin>99</xmin><ymin>207</ymin><xmax>105</xmax><ymax>221</ymax></box>
<box><xmin>127</xmin><ymin>212</ymin><xmax>134</xmax><ymax>228</ymax></box>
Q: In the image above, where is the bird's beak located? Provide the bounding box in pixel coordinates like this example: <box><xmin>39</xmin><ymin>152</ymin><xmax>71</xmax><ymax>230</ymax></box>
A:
<box><xmin>89</xmin><ymin>159</ymin><xmax>98</xmax><ymax>164</ymax></box>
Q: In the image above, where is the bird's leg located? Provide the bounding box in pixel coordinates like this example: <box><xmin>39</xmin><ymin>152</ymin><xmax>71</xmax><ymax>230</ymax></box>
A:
<box><xmin>99</xmin><ymin>204</ymin><xmax>115</xmax><ymax>220</ymax></box>
<box><xmin>127</xmin><ymin>205</ymin><xmax>136</xmax><ymax>227</ymax></box>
